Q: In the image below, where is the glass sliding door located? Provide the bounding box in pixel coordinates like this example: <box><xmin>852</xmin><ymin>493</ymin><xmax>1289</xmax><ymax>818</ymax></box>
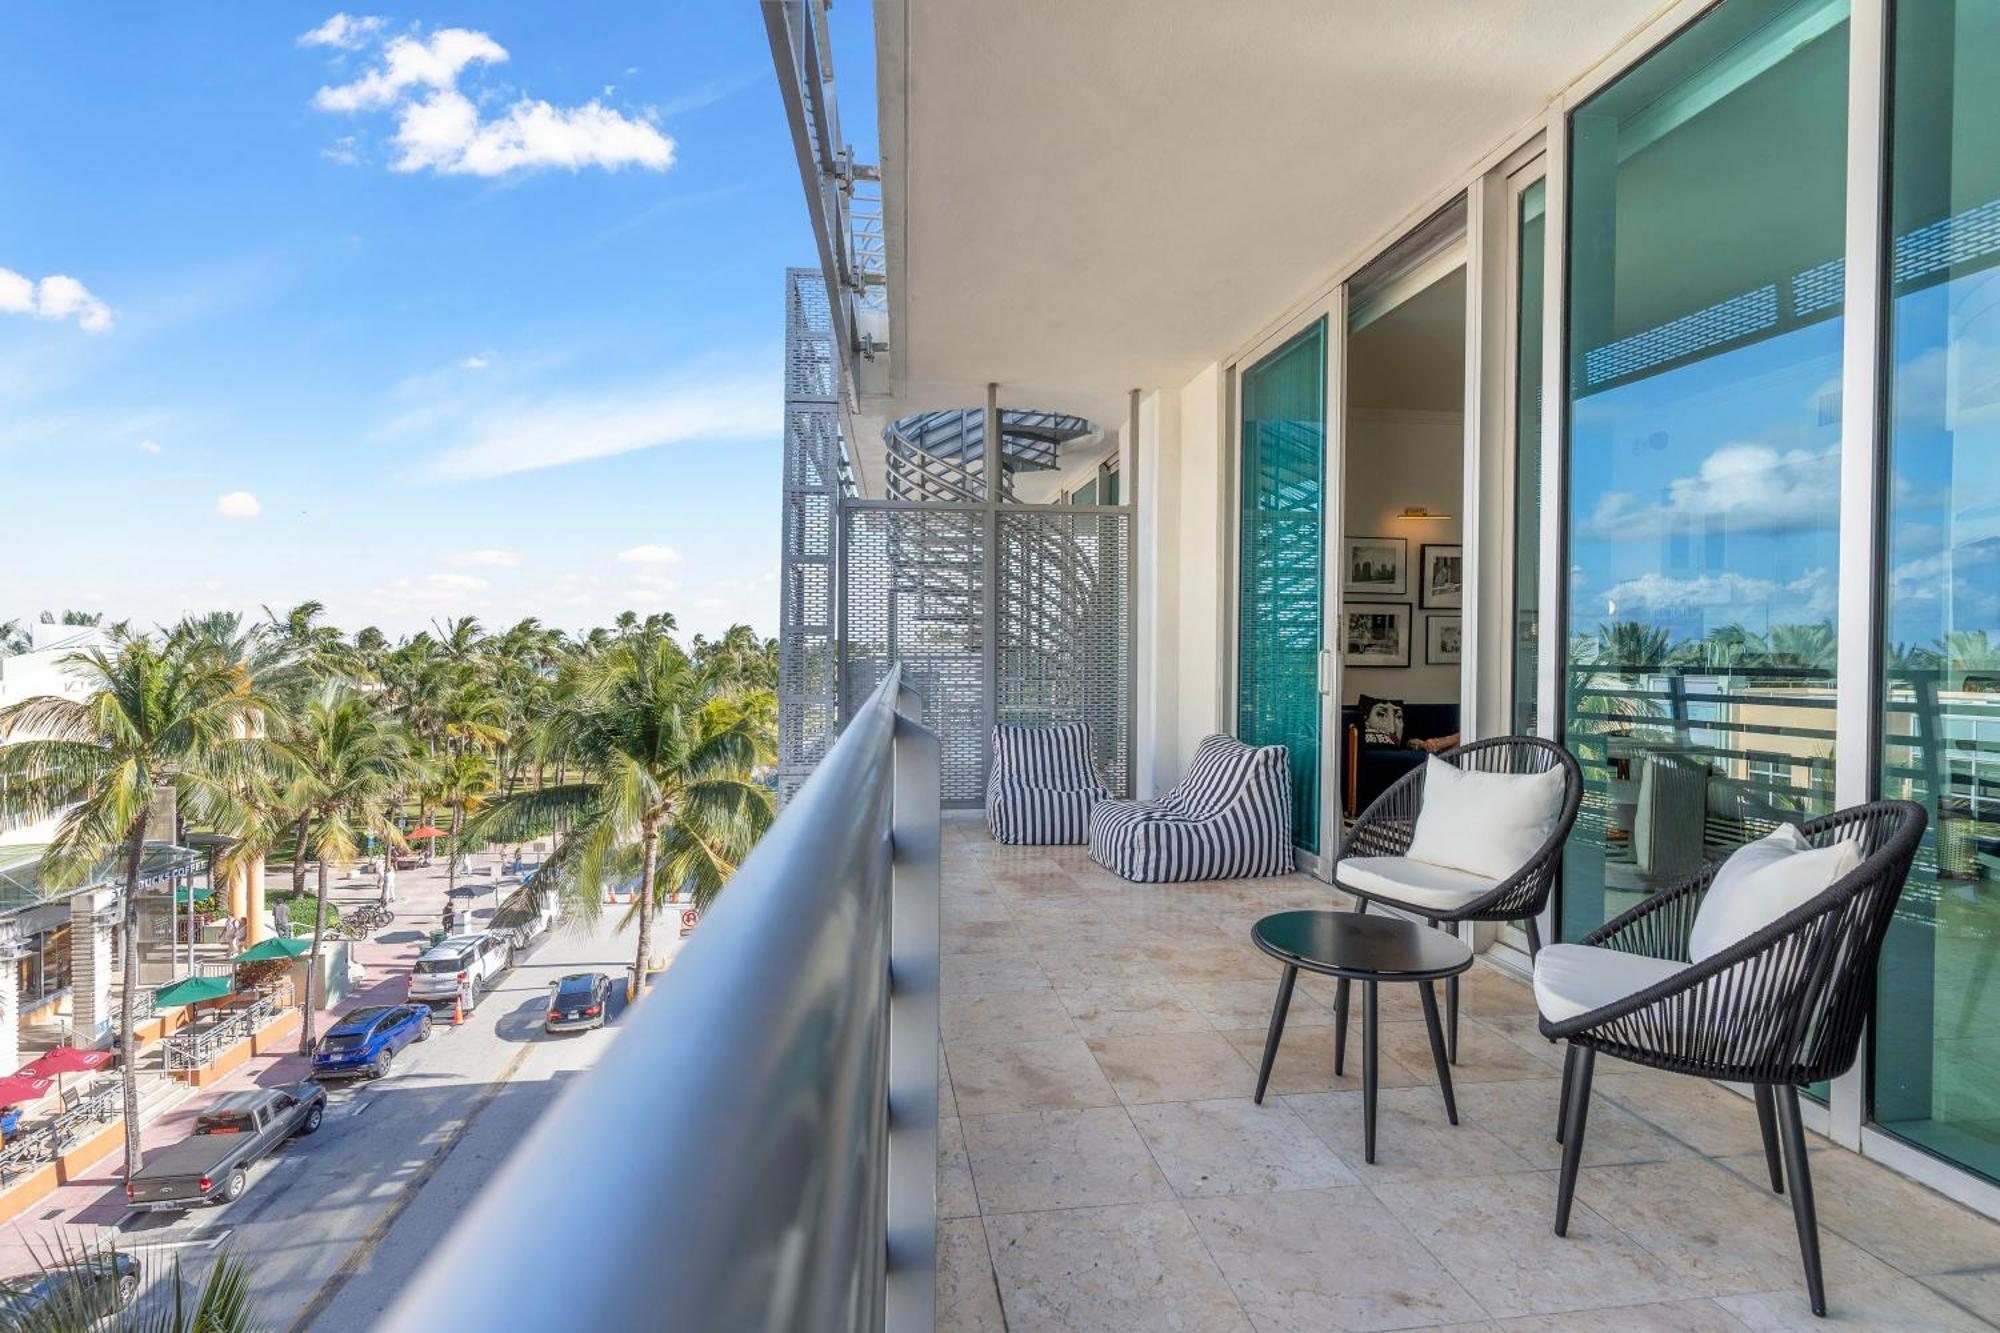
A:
<box><xmin>1872</xmin><ymin>0</ymin><xmax>2000</xmax><ymax>1183</ymax></box>
<box><xmin>1559</xmin><ymin>0</ymin><xmax>1850</xmax><ymax>942</ymax></box>
<box><xmin>1239</xmin><ymin>320</ymin><xmax>1328</xmax><ymax>854</ymax></box>
<box><xmin>1513</xmin><ymin>176</ymin><xmax>1546</xmax><ymax>736</ymax></box>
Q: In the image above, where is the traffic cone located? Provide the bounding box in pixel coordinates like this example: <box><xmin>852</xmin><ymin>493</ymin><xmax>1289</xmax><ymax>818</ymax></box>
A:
<box><xmin>452</xmin><ymin>994</ymin><xmax>464</xmax><ymax>1026</ymax></box>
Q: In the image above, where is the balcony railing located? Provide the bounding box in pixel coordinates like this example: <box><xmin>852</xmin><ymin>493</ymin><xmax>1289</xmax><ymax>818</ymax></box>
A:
<box><xmin>384</xmin><ymin>665</ymin><xmax>940</xmax><ymax>1333</ymax></box>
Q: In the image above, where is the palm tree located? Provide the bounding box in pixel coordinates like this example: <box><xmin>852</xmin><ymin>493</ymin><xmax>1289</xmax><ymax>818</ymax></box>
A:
<box><xmin>0</xmin><ymin>636</ymin><xmax>271</xmax><ymax>1176</ymax></box>
<box><xmin>272</xmin><ymin>686</ymin><xmax>413</xmax><ymax>1052</ymax></box>
<box><xmin>0</xmin><ymin>620</ymin><xmax>30</xmax><ymax>655</ymax></box>
<box><xmin>472</xmin><ymin>630</ymin><xmax>774</xmax><ymax>992</ymax></box>
<box><xmin>435</xmin><ymin>749</ymin><xmax>497</xmax><ymax>897</ymax></box>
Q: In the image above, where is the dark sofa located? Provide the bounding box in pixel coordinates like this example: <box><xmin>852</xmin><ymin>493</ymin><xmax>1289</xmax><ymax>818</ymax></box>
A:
<box><xmin>1341</xmin><ymin>702</ymin><xmax>1461</xmax><ymax>817</ymax></box>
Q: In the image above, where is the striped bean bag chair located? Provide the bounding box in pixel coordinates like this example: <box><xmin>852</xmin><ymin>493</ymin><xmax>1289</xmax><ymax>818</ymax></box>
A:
<box><xmin>1088</xmin><ymin>734</ymin><xmax>1294</xmax><ymax>882</ymax></box>
<box><xmin>985</xmin><ymin>722</ymin><xmax>1112</xmax><ymax>845</ymax></box>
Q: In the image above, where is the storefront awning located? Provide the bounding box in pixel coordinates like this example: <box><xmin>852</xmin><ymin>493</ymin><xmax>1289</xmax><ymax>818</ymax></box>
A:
<box><xmin>0</xmin><ymin>843</ymin><xmax>202</xmax><ymax>915</ymax></box>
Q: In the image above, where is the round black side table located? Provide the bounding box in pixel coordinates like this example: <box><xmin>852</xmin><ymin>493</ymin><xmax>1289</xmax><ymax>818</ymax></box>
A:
<box><xmin>1250</xmin><ymin>909</ymin><xmax>1473</xmax><ymax>1164</ymax></box>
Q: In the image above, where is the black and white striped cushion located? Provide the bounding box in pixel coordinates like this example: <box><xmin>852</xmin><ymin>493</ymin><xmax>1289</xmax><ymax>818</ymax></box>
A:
<box><xmin>986</xmin><ymin>722</ymin><xmax>1111</xmax><ymax>845</ymax></box>
<box><xmin>1087</xmin><ymin>734</ymin><xmax>1294</xmax><ymax>881</ymax></box>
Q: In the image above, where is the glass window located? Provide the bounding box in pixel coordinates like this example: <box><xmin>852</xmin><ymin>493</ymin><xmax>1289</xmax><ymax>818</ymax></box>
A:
<box><xmin>1072</xmin><ymin>477</ymin><xmax>1098</xmax><ymax>506</ymax></box>
<box><xmin>1513</xmin><ymin>178</ymin><xmax>1546</xmax><ymax>735</ymax></box>
<box><xmin>1872</xmin><ymin>0</ymin><xmax>2000</xmax><ymax>1182</ymax></box>
<box><xmin>1560</xmin><ymin>0</ymin><xmax>1850</xmax><ymax>942</ymax></box>
<box><xmin>1238</xmin><ymin>320</ymin><xmax>1326</xmax><ymax>852</ymax></box>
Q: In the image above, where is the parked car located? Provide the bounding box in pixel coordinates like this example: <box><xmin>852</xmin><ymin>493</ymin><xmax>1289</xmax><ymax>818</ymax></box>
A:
<box><xmin>312</xmin><ymin>1004</ymin><xmax>432</xmax><ymax>1080</ymax></box>
<box><xmin>545</xmin><ymin>972</ymin><xmax>612</xmax><ymax>1033</ymax></box>
<box><xmin>489</xmin><ymin>875</ymin><xmax>560</xmax><ymax>950</ymax></box>
<box><xmin>125</xmin><ymin>1086</ymin><xmax>326</xmax><ymax>1212</ymax></box>
<box><xmin>0</xmin><ymin>1251</ymin><xmax>140</xmax><ymax>1323</ymax></box>
<box><xmin>407</xmin><ymin>932</ymin><xmax>513</xmax><ymax>1009</ymax></box>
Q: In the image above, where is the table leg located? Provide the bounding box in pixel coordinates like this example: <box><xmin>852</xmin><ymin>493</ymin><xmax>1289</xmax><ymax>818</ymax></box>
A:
<box><xmin>1419</xmin><ymin>980</ymin><xmax>1458</xmax><ymax>1125</ymax></box>
<box><xmin>1254</xmin><ymin>964</ymin><xmax>1297</xmax><ymax>1105</ymax></box>
<box><xmin>1363</xmin><ymin>979</ymin><xmax>1378</xmax><ymax>1165</ymax></box>
<box><xmin>1333</xmin><ymin>977</ymin><xmax>1350</xmax><ymax>1076</ymax></box>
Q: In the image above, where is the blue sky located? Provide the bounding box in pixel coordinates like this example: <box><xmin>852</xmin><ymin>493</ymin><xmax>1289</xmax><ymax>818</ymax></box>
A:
<box><xmin>0</xmin><ymin>5</ymin><xmax>868</xmax><ymax>642</ymax></box>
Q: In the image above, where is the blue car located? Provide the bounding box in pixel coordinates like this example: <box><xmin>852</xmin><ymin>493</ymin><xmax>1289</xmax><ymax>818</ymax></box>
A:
<box><xmin>312</xmin><ymin>1004</ymin><xmax>432</xmax><ymax>1080</ymax></box>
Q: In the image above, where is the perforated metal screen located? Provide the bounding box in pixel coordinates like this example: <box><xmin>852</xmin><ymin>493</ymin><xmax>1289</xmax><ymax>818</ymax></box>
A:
<box><xmin>777</xmin><ymin>269</ymin><xmax>844</xmax><ymax>805</ymax></box>
<box><xmin>839</xmin><ymin>503</ymin><xmax>1131</xmax><ymax>806</ymax></box>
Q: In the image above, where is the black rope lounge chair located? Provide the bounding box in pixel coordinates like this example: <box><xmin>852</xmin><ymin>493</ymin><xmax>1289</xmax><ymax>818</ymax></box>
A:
<box><xmin>1537</xmin><ymin>799</ymin><xmax>1927</xmax><ymax>1318</ymax></box>
<box><xmin>1332</xmin><ymin>736</ymin><xmax>1582</xmax><ymax>1062</ymax></box>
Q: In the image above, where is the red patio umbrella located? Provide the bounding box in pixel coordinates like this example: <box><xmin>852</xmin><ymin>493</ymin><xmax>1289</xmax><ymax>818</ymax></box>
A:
<box><xmin>21</xmin><ymin>1047</ymin><xmax>112</xmax><ymax>1103</ymax></box>
<box><xmin>0</xmin><ymin>1072</ymin><xmax>52</xmax><ymax>1109</ymax></box>
<box><xmin>407</xmin><ymin>825</ymin><xmax>446</xmax><ymax>856</ymax></box>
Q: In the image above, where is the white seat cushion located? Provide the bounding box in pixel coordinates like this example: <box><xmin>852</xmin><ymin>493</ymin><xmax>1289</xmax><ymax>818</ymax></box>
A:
<box><xmin>1533</xmin><ymin>942</ymin><xmax>1690</xmax><ymax>1023</ymax></box>
<box><xmin>1335</xmin><ymin>855</ymin><xmax>1499</xmax><ymax>912</ymax></box>
<box><xmin>1405</xmin><ymin>755</ymin><xmax>1567</xmax><ymax>880</ymax></box>
<box><xmin>1688</xmin><ymin>824</ymin><xmax>1863</xmax><ymax>963</ymax></box>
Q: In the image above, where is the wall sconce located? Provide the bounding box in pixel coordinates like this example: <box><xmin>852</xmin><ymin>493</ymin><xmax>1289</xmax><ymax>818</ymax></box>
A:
<box><xmin>1397</xmin><ymin>506</ymin><xmax>1452</xmax><ymax>520</ymax></box>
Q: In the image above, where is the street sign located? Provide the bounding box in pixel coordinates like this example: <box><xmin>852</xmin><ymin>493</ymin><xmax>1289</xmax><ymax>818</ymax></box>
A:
<box><xmin>678</xmin><ymin>908</ymin><xmax>699</xmax><ymax>939</ymax></box>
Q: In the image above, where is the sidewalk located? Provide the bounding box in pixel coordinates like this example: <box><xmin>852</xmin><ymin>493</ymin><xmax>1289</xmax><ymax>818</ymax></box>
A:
<box><xmin>0</xmin><ymin>849</ymin><xmax>530</xmax><ymax>1275</ymax></box>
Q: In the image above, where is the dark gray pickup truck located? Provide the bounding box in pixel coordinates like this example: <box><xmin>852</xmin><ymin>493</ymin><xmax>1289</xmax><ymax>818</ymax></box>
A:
<box><xmin>125</xmin><ymin>1084</ymin><xmax>326</xmax><ymax>1212</ymax></box>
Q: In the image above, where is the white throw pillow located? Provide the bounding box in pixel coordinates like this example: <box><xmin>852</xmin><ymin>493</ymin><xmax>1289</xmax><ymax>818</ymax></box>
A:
<box><xmin>1404</xmin><ymin>755</ymin><xmax>1567</xmax><ymax>881</ymax></box>
<box><xmin>1687</xmin><ymin>824</ymin><xmax>1863</xmax><ymax>963</ymax></box>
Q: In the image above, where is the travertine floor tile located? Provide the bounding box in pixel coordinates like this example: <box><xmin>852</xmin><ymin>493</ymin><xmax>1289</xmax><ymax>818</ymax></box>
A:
<box><xmin>940</xmin><ymin>1114</ymin><xmax>978</xmax><ymax>1219</ymax></box>
<box><xmin>985</xmin><ymin>1202</ymin><xmax>1252</xmax><ymax>1332</ymax></box>
<box><xmin>1217</xmin><ymin>1024</ymin><xmax>1428</xmax><ymax>1098</ymax></box>
<box><xmin>1716</xmin><ymin>1276</ymin><xmax>1997</xmax><ymax>1329</ymax></box>
<box><xmin>1593</xmin><ymin>1069</ymin><xmax>1771</xmax><ymax>1157</ymax></box>
<box><xmin>1469</xmin><ymin>1299</ymin><xmax>1746</xmax><ymax>1330</ymax></box>
<box><xmin>1372</xmin><ymin>1171</ymin><xmax>1683</xmax><ymax>1318</ymax></box>
<box><xmin>1087</xmin><ymin>1029</ymin><xmax>1260</xmax><ymax>1105</ymax></box>
<box><xmin>942</xmin><ymin>989</ymin><xmax>1075</xmax><ymax>1045</ymax></box>
<box><xmin>947</xmin><ymin>1036</ymin><xmax>1120</xmax><ymax>1117</ymax></box>
<box><xmin>1055</xmin><ymin>978</ymin><xmax>1211</xmax><ymax>1038</ymax></box>
<box><xmin>1456</xmin><ymin>1078</ymin><xmax>1693</xmax><ymax>1171</ymax></box>
<box><xmin>961</xmin><ymin>1106</ymin><xmax>1173</xmax><ymax>1214</ymax></box>
<box><xmin>1181</xmin><ymin>977</ymin><xmax>1329</xmax><ymax>1030</ymax></box>
<box><xmin>1187</xmin><ymin>1185</ymin><xmax>1485</xmax><ymax>1331</ymax></box>
<box><xmin>1127</xmin><ymin>1097</ymin><xmax>1356</xmax><ymax>1198</ymax></box>
<box><xmin>1285</xmin><ymin>1086</ymin><xmax>1535</xmax><ymax>1184</ymax></box>
<box><xmin>938</xmin><ymin>1217</ymin><xmax>1007</xmax><ymax>1333</ymax></box>
<box><xmin>1918</xmin><ymin>1271</ymin><xmax>2000</xmax><ymax>1325</ymax></box>
<box><xmin>943</xmin><ymin>950</ymin><xmax>1052</xmax><ymax>995</ymax></box>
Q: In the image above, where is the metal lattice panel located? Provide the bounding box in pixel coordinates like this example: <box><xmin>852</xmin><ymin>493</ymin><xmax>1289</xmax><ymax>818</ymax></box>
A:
<box><xmin>842</xmin><ymin>507</ymin><xmax>989</xmax><ymax>803</ymax></box>
<box><xmin>995</xmin><ymin>510</ymin><xmax>1131</xmax><ymax>797</ymax></box>
<box><xmin>777</xmin><ymin>269</ymin><xmax>843</xmax><ymax>803</ymax></box>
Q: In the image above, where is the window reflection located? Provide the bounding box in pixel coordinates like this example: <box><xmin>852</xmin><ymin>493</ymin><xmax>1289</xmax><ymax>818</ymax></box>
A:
<box><xmin>1560</xmin><ymin>0</ymin><xmax>1850</xmax><ymax>941</ymax></box>
<box><xmin>1873</xmin><ymin>0</ymin><xmax>2000</xmax><ymax>1183</ymax></box>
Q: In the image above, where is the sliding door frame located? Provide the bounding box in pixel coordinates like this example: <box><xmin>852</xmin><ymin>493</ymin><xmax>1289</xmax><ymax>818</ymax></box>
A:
<box><xmin>1225</xmin><ymin>302</ymin><xmax>1344</xmax><ymax>875</ymax></box>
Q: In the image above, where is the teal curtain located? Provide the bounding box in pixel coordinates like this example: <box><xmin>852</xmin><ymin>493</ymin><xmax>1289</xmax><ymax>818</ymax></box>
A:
<box><xmin>1238</xmin><ymin>321</ymin><xmax>1326</xmax><ymax>853</ymax></box>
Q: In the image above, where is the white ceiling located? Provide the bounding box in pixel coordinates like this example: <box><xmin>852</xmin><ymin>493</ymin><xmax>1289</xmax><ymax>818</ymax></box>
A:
<box><xmin>870</xmin><ymin>0</ymin><xmax>1668</xmax><ymax>437</ymax></box>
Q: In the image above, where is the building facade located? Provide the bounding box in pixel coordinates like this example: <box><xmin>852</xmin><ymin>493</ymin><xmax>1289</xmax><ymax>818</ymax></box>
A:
<box><xmin>770</xmin><ymin>0</ymin><xmax>2000</xmax><ymax>1215</ymax></box>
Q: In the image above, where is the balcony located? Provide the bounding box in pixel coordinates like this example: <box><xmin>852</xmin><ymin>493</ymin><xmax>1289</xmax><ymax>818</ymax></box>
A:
<box><xmin>935</xmin><ymin>819</ymin><xmax>2000</xmax><ymax>1330</ymax></box>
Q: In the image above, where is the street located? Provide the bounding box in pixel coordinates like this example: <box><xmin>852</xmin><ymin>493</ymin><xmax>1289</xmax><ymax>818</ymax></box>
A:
<box><xmin>107</xmin><ymin>870</ymin><xmax>644</xmax><ymax>1332</ymax></box>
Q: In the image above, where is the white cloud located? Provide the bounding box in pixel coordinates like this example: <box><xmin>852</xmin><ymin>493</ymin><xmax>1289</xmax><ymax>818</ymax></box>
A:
<box><xmin>137</xmin><ymin>439</ymin><xmax>162</xmax><ymax>455</ymax></box>
<box><xmin>313</xmin><ymin>27</ymin><xmax>505</xmax><ymax>113</ymax></box>
<box><xmin>216</xmin><ymin>491</ymin><xmax>262</xmax><ymax>519</ymax></box>
<box><xmin>321</xmin><ymin>135</ymin><xmax>363</xmax><ymax>167</ymax></box>
<box><xmin>616</xmin><ymin>544</ymin><xmax>681</xmax><ymax>567</ymax></box>
<box><xmin>461</xmin><ymin>355</ymin><xmax>489</xmax><ymax>370</ymax></box>
<box><xmin>0</xmin><ymin>267</ymin><xmax>113</xmax><ymax>333</ymax></box>
<box><xmin>361</xmin><ymin>571</ymin><xmax>492</xmax><ymax>614</ymax></box>
<box><xmin>307</xmin><ymin>23</ymin><xmax>673</xmax><ymax>177</ymax></box>
<box><xmin>1582</xmin><ymin>443</ymin><xmax>1840</xmax><ymax>540</ymax></box>
<box><xmin>448</xmin><ymin>548</ymin><xmax>520</xmax><ymax>568</ymax></box>
<box><xmin>298</xmin><ymin>13</ymin><xmax>385</xmax><ymax>50</ymax></box>
<box><xmin>422</xmin><ymin>373</ymin><xmax>779</xmax><ymax>480</ymax></box>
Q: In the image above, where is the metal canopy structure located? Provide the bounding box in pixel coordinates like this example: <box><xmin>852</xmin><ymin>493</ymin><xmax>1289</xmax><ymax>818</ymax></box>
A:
<box><xmin>779</xmin><ymin>270</ymin><xmax>1134</xmax><ymax>808</ymax></box>
<box><xmin>0</xmin><ymin>842</ymin><xmax>200</xmax><ymax>914</ymax></box>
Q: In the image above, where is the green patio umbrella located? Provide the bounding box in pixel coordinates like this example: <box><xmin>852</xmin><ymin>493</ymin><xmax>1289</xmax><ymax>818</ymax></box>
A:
<box><xmin>231</xmin><ymin>936</ymin><xmax>310</xmax><ymax>963</ymax></box>
<box><xmin>172</xmin><ymin>886</ymin><xmax>215</xmax><ymax>906</ymax></box>
<box><xmin>152</xmin><ymin>975</ymin><xmax>234</xmax><ymax>1009</ymax></box>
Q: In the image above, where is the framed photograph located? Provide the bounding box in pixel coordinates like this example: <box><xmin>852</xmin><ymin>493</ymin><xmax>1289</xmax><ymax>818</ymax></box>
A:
<box><xmin>1343</xmin><ymin>537</ymin><xmax>1407</xmax><ymax>597</ymax></box>
<box><xmin>1420</xmin><ymin>544</ymin><xmax>1463</xmax><ymax>609</ymax></box>
<box><xmin>1426</xmin><ymin>614</ymin><xmax>1463</xmax><ymax>665</ymax></box>
<box><xmin>1343</xmin><ymin>602</ymin><xmax>1411</xmax><ymax>668</ymax></box>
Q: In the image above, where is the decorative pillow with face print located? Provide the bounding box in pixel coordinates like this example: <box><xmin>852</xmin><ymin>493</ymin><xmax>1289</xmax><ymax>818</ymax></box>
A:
<box><xmin>1357</xmin><ymin>695</ymin><xmax>1405</xmax><ymax>748</ymax></box>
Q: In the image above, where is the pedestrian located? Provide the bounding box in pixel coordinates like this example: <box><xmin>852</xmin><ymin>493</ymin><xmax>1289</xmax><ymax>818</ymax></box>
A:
<box><xmin>442</xmin><ymin>902</ymin><xmax>457</xmax><ymax>936</ymax></box>
<box><xmin>273</xmin><ymin>898</ymin><xmax>291</xmax><ymax>938</ymax></box>
<box><xmin>381</xmin><ymin>864</ymin><xmax>397</xmax><ymax>905</ymax></box>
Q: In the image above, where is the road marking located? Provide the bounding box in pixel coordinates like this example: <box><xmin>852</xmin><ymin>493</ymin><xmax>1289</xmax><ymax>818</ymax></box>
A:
<box><xmin>282</xmin><ymin>1040</ymin><xmax>537</xmax><ymax>1333</ymax></box>
<box><xmin>347</xmin><ymin>1097</ymin><xmax>374</xmax><ymax>1118</ymax></box>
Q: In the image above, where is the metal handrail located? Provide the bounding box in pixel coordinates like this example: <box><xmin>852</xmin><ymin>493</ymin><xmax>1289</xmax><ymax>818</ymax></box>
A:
<box><xmin>385</xmin><ymin>666</ymin><xmax>941</xmax><ymax>1333</ymax></box>
<box><xmin>160</xmin><ymin>995</ymin><xmax>278</xmax><ymax>1073</ymax></box>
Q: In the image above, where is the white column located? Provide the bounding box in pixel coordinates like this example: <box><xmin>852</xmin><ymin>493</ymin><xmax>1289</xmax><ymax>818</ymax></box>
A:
<box><xmin>69</xmin><ymin>889</ymin><xmax>116</xmax><ymax>1048</ymax></box>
